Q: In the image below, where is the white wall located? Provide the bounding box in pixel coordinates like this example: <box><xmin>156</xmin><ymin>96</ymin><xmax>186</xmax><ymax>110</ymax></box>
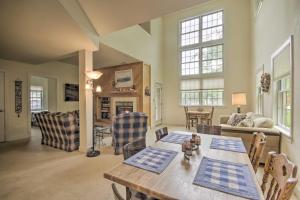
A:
<box><xmin>162</xmin><ymin>0</ymin><xmax>252</xmax><ymax>125</ymax></box>
<box><xmin>0</xmin><ymin>59</ymin><xmax>79</xmax><ymax>141</ymax></box>
<box><xmin>250</xmin><ymin>0</ymin><xmax>300</xmax><ymax>197</ymax></box>
<box><xmin>100</xmin><ymin>18</ymin><xmax>164</xmax><ymax>126</ymax></box>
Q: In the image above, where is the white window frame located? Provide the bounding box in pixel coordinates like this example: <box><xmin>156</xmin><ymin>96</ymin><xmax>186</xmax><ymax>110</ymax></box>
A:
<box><xmin>271</xmin><ymin>35</ymin><xmax>294</xmax><ymax>139</ymax></box>
<box><xmin>178</xmin><ymin>10</ymin><xmax>225</xmax><ymax>107</ymax></box>
<box><xmin>255</xmin><ymin>68</ymin><xmax>264</xmax><ymax>115</ymax></box>
<box><xmin>30</xmin><ymin>86</ymin><xmax>43</xmax><ymax>111</ymax></box>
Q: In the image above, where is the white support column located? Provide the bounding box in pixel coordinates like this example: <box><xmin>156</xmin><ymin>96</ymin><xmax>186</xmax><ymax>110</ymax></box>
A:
<box><xmin>78</xmin><ymin>50</ymin><xmax>93</xmax><ymax>153</ymax></box>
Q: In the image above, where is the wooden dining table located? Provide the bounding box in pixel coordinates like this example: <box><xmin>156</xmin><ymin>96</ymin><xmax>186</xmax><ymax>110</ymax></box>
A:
<box><xmin>104</xmin><ymin>133</ymin><xmax>264</xmax><ymax>200</ymax></box>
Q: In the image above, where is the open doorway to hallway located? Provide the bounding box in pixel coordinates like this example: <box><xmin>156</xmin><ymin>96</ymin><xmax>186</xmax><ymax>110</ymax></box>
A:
<box><xmin>29</xmin><ymin>75</ymin><xmax>58</xmax><ymax>135</ymax></box>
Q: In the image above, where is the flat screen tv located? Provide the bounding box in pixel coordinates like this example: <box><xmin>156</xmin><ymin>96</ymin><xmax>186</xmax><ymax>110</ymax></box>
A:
<box><xmin>65</xmin><ymin>84</ymin><xmax>79</xmax><ymax>101</ymax></box>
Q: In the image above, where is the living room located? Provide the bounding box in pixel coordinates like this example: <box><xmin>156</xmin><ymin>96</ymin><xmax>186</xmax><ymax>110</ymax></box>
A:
<box><xmin>0</xmin><ymin>0</ymin><xmax>299</xmax><ymax>199</ymax></box>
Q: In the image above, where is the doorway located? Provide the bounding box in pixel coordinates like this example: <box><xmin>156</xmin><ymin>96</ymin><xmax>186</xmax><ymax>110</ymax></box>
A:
<box><xmin>0</xmin><ymin>72</ymin><xmax>5</xmax><ymax>142</ymax></box>
<box><xmin>154</xmin><ymin>82</ymin><xmax>163</xmax><ymax>126</ymax></box>
<box><xmin>29</xmin><ymin>76</ymin><xmax>58</xmax><ymax>133</ymax></box>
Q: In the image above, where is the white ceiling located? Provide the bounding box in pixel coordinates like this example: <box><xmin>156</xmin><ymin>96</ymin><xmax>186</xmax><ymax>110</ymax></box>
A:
<box><xmin>78</xmin><ymin>0</ymin><xmax>209</xmax><ymax>35</ymax></box>
<box><xmin>0</xmin><ymin>0</ymin><xmax>209</xmax><ymax>64</ymax></box>
<box><xmin>0</xmin><ymin>0</ymin><xmax>97</xmax><ymax>64</ymax></box>
<box><xmin>60</xmin><ymin>43</ymin><xmax>140</xmax><ymax>68</ymax></box>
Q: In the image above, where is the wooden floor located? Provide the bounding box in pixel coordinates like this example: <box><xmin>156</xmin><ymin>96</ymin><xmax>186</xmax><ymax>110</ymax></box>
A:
<box><xmin>0</xmin><ymin>126</ymin><xmax>298</xmax><ymax>200</ymax></box>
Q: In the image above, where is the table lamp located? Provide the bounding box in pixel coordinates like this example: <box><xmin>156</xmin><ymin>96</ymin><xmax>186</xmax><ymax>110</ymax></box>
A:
<box><xmin>232</xmin><ymin>93</ymin><xmax>247</xmax><ymax>113</ymax></box>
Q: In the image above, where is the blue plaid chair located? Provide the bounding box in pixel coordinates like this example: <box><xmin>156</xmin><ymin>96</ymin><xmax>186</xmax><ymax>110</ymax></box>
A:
<box><xmin>112</xmin><ymin>112</ymin><xmax>148</xmax><ymax>155</ymax></box>
<box><xmin>34</xmin><ymin>111</ymin><xmax>79</xmax><ymax>152</ymax></box>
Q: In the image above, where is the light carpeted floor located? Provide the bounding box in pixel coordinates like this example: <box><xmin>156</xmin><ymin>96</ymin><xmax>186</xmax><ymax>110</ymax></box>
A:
<box><xmin>0</xmin><ymin>126</ymin><xmax>298</xmax><ymax>200</ymax></box>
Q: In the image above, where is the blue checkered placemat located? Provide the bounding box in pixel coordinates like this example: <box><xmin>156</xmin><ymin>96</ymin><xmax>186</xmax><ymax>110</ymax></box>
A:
<box><xmin>193</xmin><ymin>157</ymin><xmax>260</xmax><ymax>200</ymax></box>
<box><xmin>123</xmin><ymin>147</ymin><xmax>178</xmax><ymax>174</ymax></box>
<box><xmin>210</xmin><ymin>138</ymin><xmax>247</xmax><ymax>153</ymax></box>
<box><xmin>160</xmin><ymin>131</ymin><xmax>192</xmax><ymax>144</ymax></box>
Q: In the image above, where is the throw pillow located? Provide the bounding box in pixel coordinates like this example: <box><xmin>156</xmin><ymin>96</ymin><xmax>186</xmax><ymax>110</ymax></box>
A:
<box><xmin>253</xmin><ymin>117</ymin><xmax>274</xmax><ymax>128</ymax></box>
<box><xmin>227</xmin><ymin>113</ymin><xmax>246</xmax><ymax>126</ymax></box>
<box><xmin>237</xmin><ymin>118</ymin><xmax>255</xmax><ymax>127</ymax></box>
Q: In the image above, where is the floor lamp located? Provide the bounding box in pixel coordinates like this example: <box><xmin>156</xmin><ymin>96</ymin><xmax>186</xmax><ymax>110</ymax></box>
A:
<box><xmin>85</xmin><ymin>71</ymin><xmax>102</xmax><ymax>157</ymax></box>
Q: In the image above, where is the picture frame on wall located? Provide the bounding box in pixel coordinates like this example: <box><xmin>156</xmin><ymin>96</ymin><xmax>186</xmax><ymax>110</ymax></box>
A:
<box><xmin>64</xmin><ymin>83</ymin><xmax>79</xmax><ymax>101</ymax></box>
<box><xmin>115</xmin><ymin>69</ymin><xmax>133</xmax><ymax>88</ymax></box>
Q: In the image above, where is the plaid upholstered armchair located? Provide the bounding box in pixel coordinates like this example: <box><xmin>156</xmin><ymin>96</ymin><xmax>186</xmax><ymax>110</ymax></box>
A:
<box><xmin>112</xmin><ymin>112</ymin><xmax>148</xmax><ymax>155</ymax></box>
<box><xmin>35</xmin><ymin>111</ymin><xmax>80</xmax><ymax>152</ymax></box>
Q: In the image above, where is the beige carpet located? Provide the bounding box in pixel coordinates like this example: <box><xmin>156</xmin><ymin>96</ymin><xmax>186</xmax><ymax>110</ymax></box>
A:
<box><xmin>0</xmin><ymin>127</ymin><xmax>298</xmax><ymax>200</ymax></box>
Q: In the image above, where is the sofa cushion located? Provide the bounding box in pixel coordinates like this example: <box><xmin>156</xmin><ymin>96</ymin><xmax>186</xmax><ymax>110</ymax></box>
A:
<box><xmin>227</xmin><ymin>113</ymin><xmax>246</xmax><ymax>126</ymax></box>
<box><xmin>220</xmin><ymin>124</ymin><xmax>280</xmax><ymax>135</ymax></box>
<box><xmin>237</xmin><ymin>118</ymin><xmax>255</xmax><ymax>127</ymax></box>
<box><xmin>253</xmin><ymin>117</ymin><xmax>274</xmax><ymax>128</ymax></box>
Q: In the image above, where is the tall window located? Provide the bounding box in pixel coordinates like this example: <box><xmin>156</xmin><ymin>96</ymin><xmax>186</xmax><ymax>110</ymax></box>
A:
<box><xmin>256</xmin><ymin>69</ymin><xmax>263</xmax><ymax>114</ymax></box>
<box><xmin>275</xmin><ymin>76</ymin><xmax>291</xmax><ymax>130</ymax></box>
<box><xmin>179</xmin><ymin>11</ymin><xmax>224</xmax><ymax>106</ymax></box>
<box><xmin>272</xmin><ymin>36</ymin><xmax>293</xmax><ymax>137</ymax></box>
<box><xmin>30</xmin><ymin>86</ymin><xmax>43</xmax><ymax>111</ymax></box>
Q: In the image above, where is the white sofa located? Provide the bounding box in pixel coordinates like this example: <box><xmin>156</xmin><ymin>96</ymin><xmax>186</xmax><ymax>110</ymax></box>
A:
<box><xmin>219</xmin><ymin>114</ymin><xmax>281</xmax><ymax>163</ymax></box>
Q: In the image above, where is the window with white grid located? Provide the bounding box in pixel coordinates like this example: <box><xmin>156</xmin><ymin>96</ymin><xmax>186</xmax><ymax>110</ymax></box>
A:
<box><xmin>181</xmin><ymin>49</ymin><xmax>199</xmax><ymax>75</ymax></box>
<box><xmin>202</xmin><ymin>11</ymin><xmax>223</xmax><ymax>42</ymax></box>
<box><xmin>202</xmin><ymin>45</ymin><xmax>223</xmax><ymax>73</ymax></box>
<box><xmin>30</xmin><ymin>86</ymin><xmax>43</xmax><ymax>111</ymax></box>
<box><xmin>179</xmin><ymin>10</ymin><xmax>224</xmax><ymax>106</ymax></box>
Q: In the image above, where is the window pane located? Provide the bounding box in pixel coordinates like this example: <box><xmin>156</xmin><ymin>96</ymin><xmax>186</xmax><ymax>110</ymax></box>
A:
<box><xmin>181</xmin><ymin>49</ymin><xmax>200</xmax><ymax>76</ymax></box>
<box><xmin>202</xmin><ymin>45</ymin><xmax>223</xmax><ymax>73</ymax></box>
<box><xmin>181</xmin><ymin>31</ymin><xmax>199</xmax><ymax>46</ymax></box>
<box><xmin>202</xmin><ymin>26</ymin><xmax>223</xmax><ymax>42</ymax></box>
<box><xmin>181</xmin><ymin>18</ymin><xmax>199</xmax><ymax>34</ymax></box>
<box><xmin>202</xmin><ymin>11</ymin><xmax>223</xmax><ymax>42</ymax></box>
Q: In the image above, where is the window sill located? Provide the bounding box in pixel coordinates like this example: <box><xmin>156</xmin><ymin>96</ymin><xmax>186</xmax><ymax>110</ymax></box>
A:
<box><xmin>274</xmin><ymin>125</ymin><xmax>292</xmax><ymax>140</ymax></box>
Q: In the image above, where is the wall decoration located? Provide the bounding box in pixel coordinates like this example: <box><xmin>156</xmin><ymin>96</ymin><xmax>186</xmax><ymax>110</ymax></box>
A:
<box><xmin>115</xmin><ymin>69</ymin><xmax>133</xmax><ymax>88</ymax></box>
<box><xmin>260</xmin><ymin>73</ymin><xmax>271</xmax><ymax>93</ymax></box>
<box><xmin>65</xmin><ymin>84</ymin><xmax>79</xmax><ymax>101</ymax></box>
<box><xmin>145</xmin><ymin>86</ymin><xmax>151</xmax><ymax>96</ymax></box>
<box><xmin>255</xmin><ymin>0</ymin><xmax>263</xmax><ymax>16</ymax></box>
<box><xmin>15</xmin><ymin>79</ymin><xmax>22</xmax><ymax>118</ymax></box>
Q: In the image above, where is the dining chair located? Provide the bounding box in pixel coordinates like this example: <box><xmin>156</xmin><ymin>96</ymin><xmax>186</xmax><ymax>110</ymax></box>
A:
<box><xmin>123</xmin><ymin>138</ymin><xmax>146</xmax><ymax>160</ymax></box>
<box><xmin>261</xmin><ymin>151</ymin><xmax>298</xmax><ymax>200</ymax></box>
<box><xmin>184</xmin><ymin>106</ymin><xmax>198</xmax><ymax>130</ymax></box>
<box><xmin>196</xmin><ymin>124</ymin><xmax>221</xmax><ymax>135</ymax></box>
<box><xmin>155</xmin><ymin>127</ymin><xmax>168</xmax><ymax>141</ymax></box>
<box><xmin>112</xmin><ymin>183</ymin><xmax>125</xmax><ymax>200</ymax></box>
<box><xmin>112</xmin><ymin>139</ymin><xmax>157</xmax><ymax>200</ymax></box>
<box><xmin>248</xmin><ymin>132</ymin><xmax>266</xmax><ymax>173</ymax></box>
<box><xmin>206</xmin><ymin>106</ymin><xmax>214</xmax><ymax>125</ymax></box>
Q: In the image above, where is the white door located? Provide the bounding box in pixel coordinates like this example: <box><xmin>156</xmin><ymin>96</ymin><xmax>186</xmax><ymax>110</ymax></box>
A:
<box><xmin>0</xmin><ymin>72</ymin><xmax>5</xmax><ymax>142</ymax></box>
<box><xmin>154</xmin><ymin>83</ymin><xmax>163</xmax><ymax>126</ymax></box>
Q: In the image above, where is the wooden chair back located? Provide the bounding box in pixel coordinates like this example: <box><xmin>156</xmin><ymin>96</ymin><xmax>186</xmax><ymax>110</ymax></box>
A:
<box><xmin>261</xmin><ymin>152</ymin><xmax>298</xmax><ymax>200</ymax></box>
<box><xmin>196</xmin><ymin>124</ymin><xmax>221</xmax><ymax>135</ymax></box>
<box><xmin>155</xmin><ymin>127</ymin><xmax>168</xmax><ymax>141</ymax></box>
<box><xmin>183</xmin><ymin>106</ymin><xmax>189</xmax><ymax>118</ymax></box>
<box><xmin>123</xmin><ymin>138</ymin><xmax>146</xmax><ymax>160</ymax></box>
<box><xmin>248</xmin><ymin>132</ymin><xmax>267</xmax><ymax>173</ymax></box>
<box><xmin>111</xmin><ymin>183</ymin><xmax>125</xmax><ymax>200</ymax></box>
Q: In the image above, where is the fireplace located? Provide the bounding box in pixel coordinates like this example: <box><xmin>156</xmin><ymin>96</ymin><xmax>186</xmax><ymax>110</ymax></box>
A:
<box><xmin>111</xmin><ymin>97</ymin><xmax>137</xmax><ymax>117</ymax></box>
<box><xmin>116</xmin><ymin>102</ymin><xmax>133</xmax><ymax>115</ymax></box>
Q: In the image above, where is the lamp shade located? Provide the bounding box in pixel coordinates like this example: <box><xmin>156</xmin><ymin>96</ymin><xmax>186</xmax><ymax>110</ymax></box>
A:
<box><xmin>86</xmin><ymin>71</ymin><xmax>103</xmax><ymax>80</ymax></box>
<box><xmin>232</xmin><ymin>93</ymin><xmax>247</xmax><ymax>106</ymax></box>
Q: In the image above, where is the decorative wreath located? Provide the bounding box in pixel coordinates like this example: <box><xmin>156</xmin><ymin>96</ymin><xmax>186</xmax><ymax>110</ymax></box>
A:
<box><xmin>261</xmin><ymin>73</ymin><xmax>271</xmax><ymax>93</ymax></box>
